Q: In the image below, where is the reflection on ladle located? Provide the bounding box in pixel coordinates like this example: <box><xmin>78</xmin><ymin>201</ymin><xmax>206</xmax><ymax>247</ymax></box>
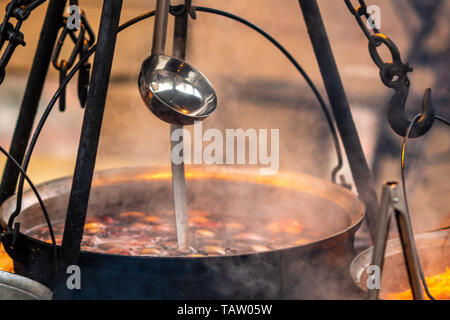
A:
<box><xmin>139</xmin><ymin>54</ymin><xmax>217</xmax><ymax>125</ymax></box>
<box><xmin>138</xmin><ymin>0</ymin><xmax>216</xmax><ymax>125</ymax></box>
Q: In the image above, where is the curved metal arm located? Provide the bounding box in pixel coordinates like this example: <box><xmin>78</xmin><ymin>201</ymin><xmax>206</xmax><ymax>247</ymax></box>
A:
<box><xmin>194</xmin><ymin>6</ymin><xmax>345</xmax><ymax>184</ymax></box>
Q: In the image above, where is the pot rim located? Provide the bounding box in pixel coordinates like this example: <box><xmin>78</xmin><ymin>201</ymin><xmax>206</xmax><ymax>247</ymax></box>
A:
<box><xmin>1</xmin><ymin>166</ymin><xmax>365</xmax><ymax>259</ymax></box>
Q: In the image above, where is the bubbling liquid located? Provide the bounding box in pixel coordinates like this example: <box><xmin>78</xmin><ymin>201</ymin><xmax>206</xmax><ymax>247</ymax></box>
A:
<box><xmin>25</xmin><ymin>210</ymin><xmax>318</xmax><ymax>257</ymax></box>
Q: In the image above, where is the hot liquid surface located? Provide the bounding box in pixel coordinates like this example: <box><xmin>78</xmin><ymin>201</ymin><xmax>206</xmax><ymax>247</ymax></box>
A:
<box><xmin>25</xmin><ymin>210</ymin><xmax>319</xmax><ymax>257</ymax></box>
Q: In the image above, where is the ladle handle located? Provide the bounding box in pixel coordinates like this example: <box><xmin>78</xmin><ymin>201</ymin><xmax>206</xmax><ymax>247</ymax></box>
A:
<box><xmin>151</xmin><ymin>0</ymin><xmax>170</xmax><ymax>55</ymax></box>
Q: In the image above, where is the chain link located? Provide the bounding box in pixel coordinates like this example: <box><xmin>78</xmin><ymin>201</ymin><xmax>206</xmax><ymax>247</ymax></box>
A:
<box><xmin>0</xmin><ymin>1</ymin><xmax>48</xmax><ymax>83</ymax></box>
<box><xmin>52</xmin><ymin>10</ymin><xmax>95</xmax><ymax>111</ymax></box>
<box><xmin>0</xmin><ymin>0</ymin><xmax>28</xmax><ymax>84</ymax></box>
<box><xmin>345</xmin><ymin>0</ymin><xmax>435</xmax><ymax>138</ymax></box>
<box><xmin>345</xmin><ymin>0</ymin><xmax>406</xmax><ymax>84</ymax></box>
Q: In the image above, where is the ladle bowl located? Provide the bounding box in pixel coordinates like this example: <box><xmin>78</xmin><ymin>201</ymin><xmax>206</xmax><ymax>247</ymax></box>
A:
<box><xmin>138</xmin><ymin>54</ymin><xmax>217</xmax><ymax>125</ymax></box>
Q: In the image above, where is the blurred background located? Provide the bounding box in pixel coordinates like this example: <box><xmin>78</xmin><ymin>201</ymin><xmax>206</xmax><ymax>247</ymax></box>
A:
<box><xmin>0</xmin><ymin>0</ymin><xmax>448</xmax><ymax>269</ymax></box>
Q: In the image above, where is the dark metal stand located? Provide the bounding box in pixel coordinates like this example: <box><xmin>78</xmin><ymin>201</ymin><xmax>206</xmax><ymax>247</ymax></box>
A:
<box><xmin>54</xmin><ymin>0</ymin><xmax>123</xmax><ymax>298</ymax></box>
<box><xmin>0</xmin><ymin>0</ymin><xmax>384</xmax><ymax>297</ymax></box>
<box><xmin>0</xmin><ymin>0</ymin><xmax>67</xmax><ymax>205</ymax></box>
<box><xmin>298</xmin><ymin>0</ymin><xmax>379</xmax><ymax>241</ymax></box>
<box><xmin>369</xmin><ymin>182</ymin><xmax>423</xmax><ymax>300</ymax></box>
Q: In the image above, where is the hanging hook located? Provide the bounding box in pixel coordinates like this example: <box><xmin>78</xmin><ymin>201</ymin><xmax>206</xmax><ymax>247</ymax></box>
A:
<box><xmin>369</xmin><ymin>34</ymin><xmax>435</xmax><ymax>138</ymax></box>
<box><xmin>387</xmin><ymin>84</ymin><xmax>435</xmax><ymax>138</ymax></box>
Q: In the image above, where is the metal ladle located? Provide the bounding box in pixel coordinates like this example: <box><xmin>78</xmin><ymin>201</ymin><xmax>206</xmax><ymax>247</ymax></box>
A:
<box><xmin>138</xmin><ymin>0</ymin><xmax>217</xmax><ymax>125</ymax></box>
<box><xmin>139</xmin><ymin>0</ymin><xmax>216</xmax><ymax>251</ymax></box>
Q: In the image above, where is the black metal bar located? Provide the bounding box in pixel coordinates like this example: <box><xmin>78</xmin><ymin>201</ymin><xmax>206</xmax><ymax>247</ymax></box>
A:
<box><xmin>298</xmin><ymin>0</ymin><xmax>379</xmax><ymax>241</ymax></box>
<box><xmin>0</xmin><ymin>0</ymin><xmax>67</xmax><ymax>206</ymax></box>
<box><xmin>55</xmin><ymin>0</ymin><xmax>123</xmax><ymax>295</ymax></box>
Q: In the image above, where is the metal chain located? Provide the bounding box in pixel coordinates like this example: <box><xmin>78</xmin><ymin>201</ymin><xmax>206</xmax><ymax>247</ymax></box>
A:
<box><xmin>52</xmin><ymin>8</ymin><xmax>95</xmax><ymax>111</ymax></box>
<box><xmin>0</xmin><ymin>0</ymin><xmax>31</xmax><ymax>84</ymax></box>
<box><xmin>345</xmin><ymin>0</ymin><xmax>435</xmax><ymax>138</ymax></box>
<box><xmin>344</xmin><ymin>0</ymin><xmax>380</xmax><ymax>44</ymax></box>
<box><xmin>344</xmin><ymin>0</ymin><xmax>407</xmax><ymax>87</ymax></box>
<box><xmin>0</xmin><ymin>1</ymin><xmax>47</xmax><ymax>84</ymax></box>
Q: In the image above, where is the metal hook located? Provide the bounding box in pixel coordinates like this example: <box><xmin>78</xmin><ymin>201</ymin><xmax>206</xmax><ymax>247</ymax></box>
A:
<box><xmin>369</xmin><ymin>34</ymin><xmax>435</xmax><ymax>138</ymax></box>
<box><xmin>387</xmin><ymin>84</ymin><xmax>435</xmax><ymax>138</ymax></box>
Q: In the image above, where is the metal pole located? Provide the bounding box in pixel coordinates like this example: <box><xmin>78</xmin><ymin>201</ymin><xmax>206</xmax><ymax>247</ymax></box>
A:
<box><xmin>171</xmin><ymin>12</ymin><xmax>189</xmax><ymax>250</ymax></box>
<box><xmin>0</xmin><ymin>0</ymin><xmax>67</xmax><ymax>205</ymax></box>
<box><xmin>396</xmin><ymin>210</ymin><xmax>424</xmax><ymax>300</ymax></box>
<box><xmin>392</xmin><ymin>184</ymin><xmax>424</xmax><ymax>300</ymax></box>
<box><xmin>152</xmin><ymin>0</ymin><xmax>170</xmax><ymax>55</ymax></box>
<box><xmin>55</xmin><ymin>0</ymin><xmax>123</xmax><ymax>296</ymax></box>
<box><xmin>298</xmin><ymin>0</ymin><xmax>379</xmax><ymax>241</ymax></box>
<box><xmin>368</xmin><ymin>183</ymin><xmax>394</xmax><ymax>300</ymax></box>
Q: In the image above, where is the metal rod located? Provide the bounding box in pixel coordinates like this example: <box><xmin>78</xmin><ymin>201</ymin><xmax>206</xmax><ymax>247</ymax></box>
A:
<box><xmin>298</xmin><ymin>0</ymin><xmax>379</xmax><ymax>241</ymax></box>
<box><xmin>0</xmin><ymin>0</ymin><xmax>67</xmax><ymax>206</ymax></box>
<box><xmin>396</xmin><ymin>212</ymin><xmax>424</xmax><ymax>300</ymax></box>
<box><xmin>171</xmin><ymin>12</ymin><xmax>189</xmax><ymax>250</ymax></box>
<box><xmin>151</xmin><ymin>0</ymin><xmax>170</xmax><ymax>55</ymax></box>
<box><xmin>393</xmin><ymin>197</ymin><xmax>424</xmax><ymax>299</ymax></box>
<box><xmin>368</xmin><ymin>183</ymin><xmax>394</xmax><ymax>299</ymax></box>
<box><xmin>170</xmin><ymin>124</ymin><xmax>188</xmax><ymax>249</ymax></box>
<box><xmin>55</xmin><ymin>0</ymin><xmax>123</xmax><ymax>296</ymax></box>
<box><xmin>368</xmin><ymin>182</ymin><xmax>424</xmax><ymax>300</ymax></box>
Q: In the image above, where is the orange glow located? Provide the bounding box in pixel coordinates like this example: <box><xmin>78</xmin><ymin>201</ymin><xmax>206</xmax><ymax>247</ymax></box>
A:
<box><xmin>267</xmin><ymin>219</ymin><xmax>304</xmax><ymax>235</ymax></box>
<box><xmin>135</xmin><ymin>168</ymin><xmax>361</xmax><ymax>215</ymax></box>
<box><xmin>189</xmin><ymin>216</ymin><xmax>209</xmax><ymax>224</ymax></box>
<box><xmin>119</xmin><ymin>211</ymin><xmax>146</xmax><ymax>218</ymax></box>
<box><xmin>189</xmin><ymin>215</ymin><xmax>220</xmax><ymax>228</ymax></box>
<box><xmin>190</xmin><ymin>210</ymin><xmax>210</xmax><ymax>217</ymax></box>
<box><xmin>387</xmin><ymin>268</ymin><xmax>450</xmax><ymax>300</ymax></box>
<box><xmin>195</xmin><ymin>229</ymin><xmax>216</xmax><ymax>238</ymax></box>
<box><xmin>144</xmin><ymin>216</ymin><xmax>161</xmax><ymax>223</ymax></box>
<box><xmin>84</xmin><ymin>222</ymin><xmax>105</xmax><ymax>234</ymax></box>
<box><xmin>294</xmin><ymin>238</ymin><xmax>313</xmax><ymax>246</ymax></box>
<box><xmin>249</xmin><ymin>245</ymin><xmax>270</xmax><ymax>252</ymax></box>
<box><xmin>141</xmin><ymin>247</ymin><xmax>162</xmax><ymax>255</ymax></box>
<box><xmin>201</xmin><ymin>246</ymin><xmax>226</xmax><ymax>255</ymax></box>
<box><xmin>177</xmin><ymin>62</ymin><xmax>185</xmax><ymax>73</ymax></box>
<box><xmin>0</xmin><ymin>243</ymin><xmax>13</xmax><ymax>273</ymax></box>
<box><xmin>374</xmin><ymin>33</ymin><xmax>388</xmax><ymax>39</ymax></box>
